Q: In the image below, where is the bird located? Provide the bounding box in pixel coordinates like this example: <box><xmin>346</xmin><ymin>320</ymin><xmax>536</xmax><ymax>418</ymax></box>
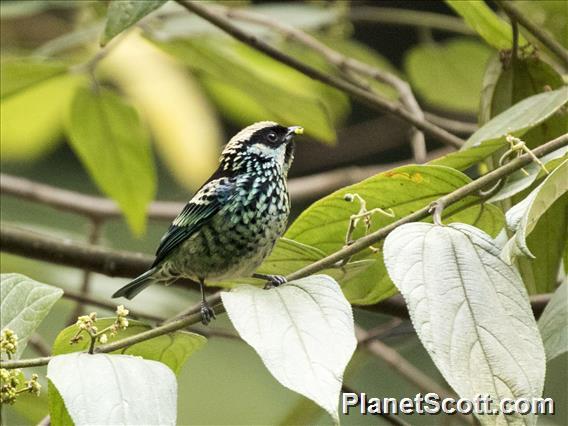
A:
<box><xmin>113</xmin><ymin>121</ymin><xmax>303</xmax><ymax>325</ymax></box>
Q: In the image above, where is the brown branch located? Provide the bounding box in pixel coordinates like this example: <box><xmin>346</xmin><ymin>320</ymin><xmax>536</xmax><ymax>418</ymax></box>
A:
<box><xmin>1</xmin><ymin>148</ymin><xmax>453</xmax><ymax>220</ymax></box>
<box><xmin>423</xmin><ymin>112</ymin><xmax>478</xmax><ymax>135</ymax></box>
<box><xmin>1</xmin><ymin>134</ymin><xmax>565</xmax><ymax>370</ymax></box>
<box><xmin>355</xmin><ymin>326</ymin><xmax>455</xmax><ymax>399</ymax></box>
<box><xmin>220</xmin><ymin>6</ymin><xmax>427</xmax><ymax>162</ymax></box>
<box><xmin>68</xmin><ymin>218</ymin><xmax>103</xmax><ymax>324</ymax></box>
<box><xmin>1</xmin><ymin>225</ymin><xmax>152</xmax><ymax>277</ymax></box>
<box><xmin>496</xmin><ymin>0</ymin><xmax>568</xmax><ymax>67</ymax></box>
<box><xmin>174</xmin><ymin>0</ymin><xmax>465</xmax><ymax>149</ymax></box>
<box><xmin>349</xmin><ymin>7</ymin><xmax>475</xmax><ymax>35</ymax></box>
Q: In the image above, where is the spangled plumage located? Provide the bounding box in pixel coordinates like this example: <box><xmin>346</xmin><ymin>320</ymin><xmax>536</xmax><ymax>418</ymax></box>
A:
<box><xmin>113</xmin><ymin>121</ymin><xmax>302</xmax><ymax>324</ymax></box>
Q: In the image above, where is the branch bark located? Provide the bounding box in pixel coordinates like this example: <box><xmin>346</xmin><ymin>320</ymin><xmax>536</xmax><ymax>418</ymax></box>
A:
<box><xmin>174</xmin><ymin>0</ymin><xmax>465</xmax><ymax>149</ymax></box>
<box><xmin>1</xmin><ymin>148</ymin><xmax>453</xmax><ymax>220</ymax></box>
<box><xmin>349</xmin><ymin>7</ymin><xmax>474</xmax><ymax>35</ymax></box>
<box><xmin>220</xmin><ymin>5</ymin><xmax>427</xmax><ymax>162</ymax></box>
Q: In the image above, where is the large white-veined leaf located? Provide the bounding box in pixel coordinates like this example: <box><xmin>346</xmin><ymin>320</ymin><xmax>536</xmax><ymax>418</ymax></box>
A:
<box><xmin>221</xmin><ymin>275</ymin><xmax>356</xmax><ymax>423</ymax></box>
<box><xmin>538</xmin><ymin>281</ymin><xmax>567</xmax><ymax>361</ymax></box>
<box><xmin>502</xmin><ymin>159</ymin><xmax>568</xmax><ymax>262</ymax></box>
<box><xmin>384</xmin><ymin>223</ymin><xmax>545</xmax><ymax>426</ymax></box>
<box><xmin>1</xmin><ymin>273</ymin><xmax>63</xmax><ymax>358</ymax></box>
<box><xmin>48</xmin><ymin>353</ymin><xmax>177</xmax><ymax>426</ymax></box>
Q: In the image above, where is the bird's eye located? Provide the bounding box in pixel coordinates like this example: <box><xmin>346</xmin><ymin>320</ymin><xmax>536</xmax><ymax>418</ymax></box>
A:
<box><xmin>267</xmin><ymin>132</ymin><xmax>278</xmax><ymax>143</ymax></box>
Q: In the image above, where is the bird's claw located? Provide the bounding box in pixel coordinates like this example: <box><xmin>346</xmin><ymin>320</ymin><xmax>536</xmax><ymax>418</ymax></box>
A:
<box><xmin>263</xmin><ymin>275</ymin><xmax>287</xmax><ymax>290</ymax></box>
<box><xmin>200</xmin><ymin>302</ymin><xmax>216</xmax><ymax>325</ymax></box>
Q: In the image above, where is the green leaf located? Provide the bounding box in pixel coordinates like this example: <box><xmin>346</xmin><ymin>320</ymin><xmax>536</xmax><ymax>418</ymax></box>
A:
<box><xmin>503</xmin><ymin>160</ymin><xmax>568</xmax><ymax>262</ymax></box>
<box><xmin>432</xmin><ymin>87</ymin><xmax>568</xmax><ymax>170</ymax></box>
<box><xmin>384</xmin><ymin>223</ymin><xmax>544</xmax><ymax>426</ymax></box>
<box><xmin>101</xmin><ymin>0</ymin><xmax>167</xmax><ymax>46</ymax></box>
<box><xmin>214</xmin><ymin>238</ymin><xmax>372</xmax><ymax>292</ymax></box>
<box><xmin>514</xmin><ymin>1</ymin><xmax>567</xmax><ymax>49</ymax></box>
<box><xmin>152</xmin><ymin>37</ymin><xmax>344</xmax><ymax>143</ymax></box>
<box><xmin>466</xmin><ymin>87</ymin><xmax>568</xmax><ymax>148</ymax></box>
<box><xmin>0</xmin><ymin>273</ymin><xmax>63</xmax><ymax>358</ymax></box>
<box><xmin>48</xmin><ymin>381</ymin><xmax>74</xmax><ymax>426</ymax></box>
<box><xmin>52</xmin><ymin>317</ymin><xmax>206</xmax><ymax>375</ymax></box>
<box><xmin>446</xmin><ymin>0</ymin><xmax>528</xmax><ymax>50</ymax></box>
<box><xmin>285</xmin><ymin>165</ymin><xmax>504</xmax><ymax>304</ymax></box>
<box><xmin>1</xmin><ymin>73</ymin><xmax>85</xmax><ymax>161</ymax></box>
<box><xmin>48</xmin><ymin>353</ymin><xmax>177</xmax><ymax>425</ymax></box>
<box><xmin>405</xmin><ymin>38</ymin><xmax>492</xmax><ymax>113</ymax></box>
<box><xmin>66</xmin><ymin>87</ymin><xmax>156</xmax><ymax>235</ymax></box>
<box><xmin>516</xmin><ymin>197</ymin><xmax>567</xmax><ymax>294</ymax></box>
<box><xmin>489</xmin><ymin>56</ymin><xmax>568</xmax><ymax>154</ymax></box>
<box><xmin>222</xmin><ymin>275</ymin><xmax>356</xmax><ymax>424</ymax></box>
<box><xmin>101</xmin><ymin>33</ymin><xmax>223</xmax><ymax>190</ymax></box>
<box><xmin>488</xmin><ymin>146</ymin><xmax>568</xmax><ymax>202</ymax></box>
<box><xmin>538</xmin><ymin>282</ymin><xmax>568</xmax><ymax>361</ymax></box>
<box><xmin>0</xmin><ymin>60</ymin><xmax>67</xmax><ymax>100</ymax></box>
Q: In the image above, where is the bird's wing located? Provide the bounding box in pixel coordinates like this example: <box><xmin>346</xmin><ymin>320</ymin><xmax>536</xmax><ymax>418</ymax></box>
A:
<box><xmin>151</xmin><ymin>177</ymin><xmax>236</xmax><ymax>267</ymax></box>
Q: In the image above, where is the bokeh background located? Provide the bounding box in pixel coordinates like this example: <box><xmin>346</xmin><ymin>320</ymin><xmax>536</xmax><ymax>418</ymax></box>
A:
<box><xmin>1</xmin><ymin>1</ymin><xmax>566</xmax><ymax>425</ymax></box>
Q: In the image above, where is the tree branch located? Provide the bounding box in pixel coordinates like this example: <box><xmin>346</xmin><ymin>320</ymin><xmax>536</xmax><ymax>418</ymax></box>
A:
<box><xmin>496</xmin><ymin>0</ymin><xmax>568</xmax><ymax>67</ymax></box>
<box><xmin>284</xmin><ymin>133</ymin><xmax>568</xmax><ymax>281</ymax></box>
<box><xmin>2</xmin><ymin>134</ymin><xmax>563</xmax><ymax>370</ymax></box>
<box><xmin>1</xmin><ymin>148</ymin><xmax>453</xmax><ymax>220</ymax></box>
<box><xmin>174</xmin><ymin>0</ymin><xmax>465</xmax><ymax>149</ymax></box>
<box><xmin>219</xmin><ymin>5</ymin><xmax>427</xmax><ymax>162</ymax></box>
<box><xmin>349</xmin><ymin>7</ymin><xmax>474</xmax><ymax>35</ymax></box>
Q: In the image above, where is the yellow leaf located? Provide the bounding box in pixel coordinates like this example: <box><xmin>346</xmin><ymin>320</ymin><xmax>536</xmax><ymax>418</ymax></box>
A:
<box><xmin>100</xmin><ymin>33</ymin><xmax>223</xmax><ymax>190</ymax></box>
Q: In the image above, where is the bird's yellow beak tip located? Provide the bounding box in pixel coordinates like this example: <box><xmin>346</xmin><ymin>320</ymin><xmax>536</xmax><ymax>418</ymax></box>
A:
<box><xmin>294</xmin><ymin>127</ymin><xmax>304</xmax><ymax>135</ymax></box>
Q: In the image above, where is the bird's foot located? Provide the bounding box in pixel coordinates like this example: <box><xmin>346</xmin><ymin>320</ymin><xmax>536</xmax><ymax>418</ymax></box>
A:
<box><xmin>263</xmin><ymin>275</ymin><xmax>287</xmax><ymax>290</ymax></box>
<box><xmin>200</xmin><ymin>301</ymin><xmax>216</xmax><ymax>325</ymax></box>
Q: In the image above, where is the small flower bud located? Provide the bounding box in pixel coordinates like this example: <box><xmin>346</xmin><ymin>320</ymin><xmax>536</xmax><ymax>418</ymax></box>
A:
<box><xmin>99</xmin><ymin>334</ymin><xmax>108</xmax><ymax>344</ymax></box>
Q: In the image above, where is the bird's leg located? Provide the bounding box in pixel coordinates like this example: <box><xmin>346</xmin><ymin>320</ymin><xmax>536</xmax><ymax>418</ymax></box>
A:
<box><xmin>199</xmin><ymin>278</ymin><xmax>216</xmax><ymax>325</ymax></box>
<box><xmin>253</xmin><ymin>273</ymin><xmax>287</xmax><ymax>290</ymax></box>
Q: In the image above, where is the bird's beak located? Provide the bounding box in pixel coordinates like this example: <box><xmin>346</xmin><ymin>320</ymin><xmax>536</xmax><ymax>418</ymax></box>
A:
<box><xmin>286</xmin><ymin>126</ymin><xmax>304</xmax><ymax>139</ymax></box>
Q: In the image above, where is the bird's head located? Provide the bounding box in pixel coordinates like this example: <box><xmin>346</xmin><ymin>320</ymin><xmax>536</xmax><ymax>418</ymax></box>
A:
<box><xmin>220</xmin><ymin>121</ymin><xmax>303</xmax><ymax>176</ymax></box>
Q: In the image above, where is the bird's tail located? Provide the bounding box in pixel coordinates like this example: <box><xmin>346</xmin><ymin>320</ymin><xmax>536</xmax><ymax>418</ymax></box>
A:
<box><xmin>112</xmin><ymin>267</ymin><xmax>159</xmax><ymax>300</ymax></box>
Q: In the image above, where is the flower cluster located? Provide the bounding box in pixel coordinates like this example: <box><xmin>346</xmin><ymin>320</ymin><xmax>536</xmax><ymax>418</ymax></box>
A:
<box><xmin>70</xmin><ymin>305</ymin><xmax>130</xmax><ymax>348</ymax></box>
<box><xmin>0</xmin><ymin>329</ymin><xmax>18</xmax><ymax>358</ymax></box>
<box><xmin>0</xmin><ymin>368</ymin><xmax>41</xmax><ymax>404</ymax></box>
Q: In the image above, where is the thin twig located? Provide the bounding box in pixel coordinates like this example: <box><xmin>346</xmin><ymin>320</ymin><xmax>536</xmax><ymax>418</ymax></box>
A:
<box><xmin>423</xmin><ymin>112</ymin><xmax>478</xmax><ymax>135</ymax></box>
<box><xmin>355</xmin><ymin>326</ymin><xmax>473</xmax><ymax>425</ymax></box>
<box><xmin>67</xmin><ymin>219</ymin><xmax>103</xmax><ymax>324</ymax></box>
<box><xmin>349</xmin><ymin>7</ymin><xmax>474</xmax><ymax>35</ymax></box>
<box><xmin>496</xmin><ymin>0</ymin><xmax>568</xmax><ymax>67</ymax></box>
<box><xmin>220</xmin><ymin>6</ymin><xmax>427</xmax><ymax>162</ymax></box>
<box><xmin>28</xmin><ymin>334</ymin><xmax>51</xmax><ymax>357</ymax></box>
<box><xmin>174</xmin><ymin>0</ymin><xmax>465</xmax><ymax>149</ymax></box>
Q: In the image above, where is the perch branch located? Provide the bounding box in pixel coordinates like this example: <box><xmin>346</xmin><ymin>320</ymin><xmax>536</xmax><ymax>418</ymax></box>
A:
<box><xmin>174</xmin><ymin>0</ymin><xmax>465</xmax><ymax>149</ymax></box>
<box><xmin>2</xmin><ymin>134</ymin><xmax>565</xmax><ymax>370</ymax></box>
